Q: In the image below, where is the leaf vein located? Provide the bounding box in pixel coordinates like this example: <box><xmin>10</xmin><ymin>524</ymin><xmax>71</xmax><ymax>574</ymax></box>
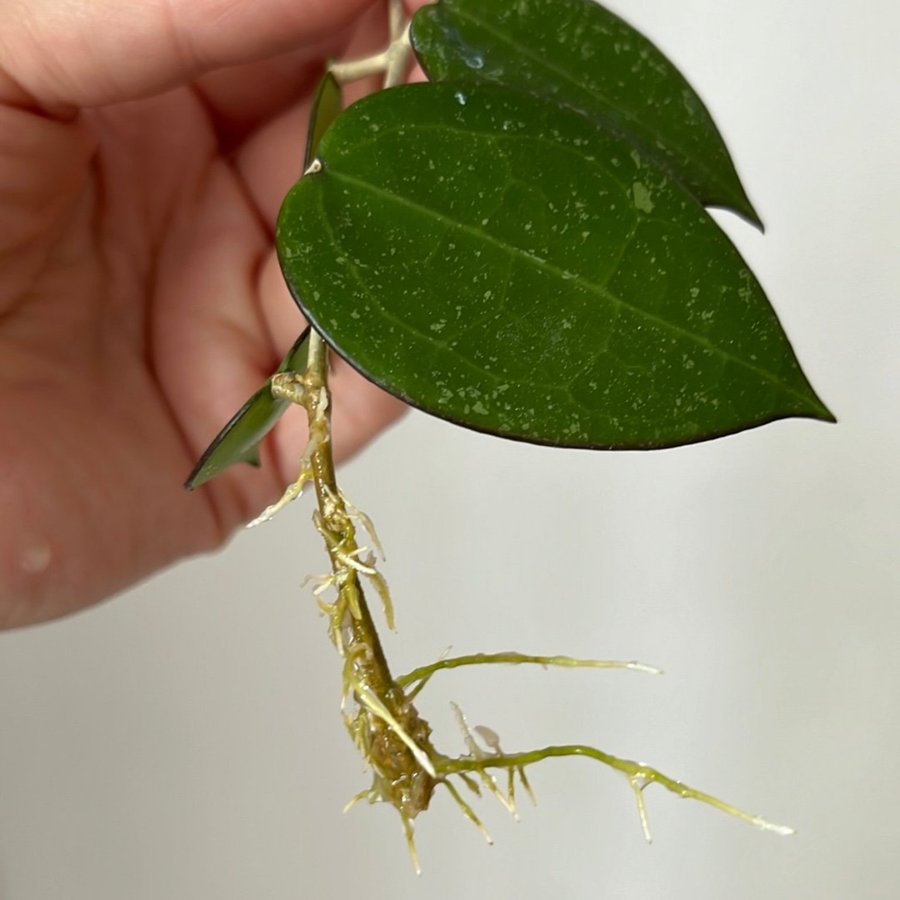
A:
<box><xmin>326</xmin><ymin>169</ymin><xmax>805</xmax><ymax>402</ymax></box>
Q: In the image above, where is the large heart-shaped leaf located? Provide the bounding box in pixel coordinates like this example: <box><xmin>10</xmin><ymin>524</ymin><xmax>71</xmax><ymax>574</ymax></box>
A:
<box><xmin>277</xmin><ymin>84</ymin><xmax>832</xmax><ymax>449</ymax></box>
<box><xmin>411</xmin><ymin>0</ymin><xmax>760</xmax><ymax>225</ymax></box>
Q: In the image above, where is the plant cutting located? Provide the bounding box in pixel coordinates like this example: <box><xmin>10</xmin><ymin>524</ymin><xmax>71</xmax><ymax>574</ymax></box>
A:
<box><xmin>187</xmin><ymin>0</ymin><xmax>832</xmax><ymax>871</ymax></box>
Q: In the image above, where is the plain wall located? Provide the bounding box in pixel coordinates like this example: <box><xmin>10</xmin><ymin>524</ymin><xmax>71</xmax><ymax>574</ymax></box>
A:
<box><xmin>1</xmin><ymin>1</ymin><xmax>898</xmax><ymax>897</ymax></box>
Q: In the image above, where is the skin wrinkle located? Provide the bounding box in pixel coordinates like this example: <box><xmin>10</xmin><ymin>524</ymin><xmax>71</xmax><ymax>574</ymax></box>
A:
<box><xmin>160</xmin><ymin>0</ymin><xmax>203</xmax><ymax>80</ymax></box>
<box><xmin>1</xmin><ymin>0</ymin><xmax>378</xmax><ymax>111</ymax></box>
<box><xmin>2</xmin><ymin>3</ymin><xmax>98</xmax><ymax>112</ymax></box>
<box><xmin>0</xmin><ymin>109</ymin><xmax>94</xmax><ymax>312</ymax></box>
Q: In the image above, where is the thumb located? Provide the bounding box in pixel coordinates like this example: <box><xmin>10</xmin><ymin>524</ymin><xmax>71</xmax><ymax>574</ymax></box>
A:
<box><xmin>0</xmin><ymin>0</ymin><xmax>375</xmax><ymax>111</ymax></box>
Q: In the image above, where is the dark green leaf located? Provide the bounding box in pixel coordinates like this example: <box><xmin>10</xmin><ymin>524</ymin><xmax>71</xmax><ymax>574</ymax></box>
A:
<box><xmin>304</xmin><ymin>72</ymin><xmax>343</xmax><ymax>170</ymax></box>
<box><xmin>185</xmin><ymin>330</ymin><xmax>310</xmax><ymax>490</ymax></box>
<box><xmin>411</xmin><ymin>0</ymin><xmax>760</xmax><ymax>226</ymax></box>
<box><xmin>277</xmin><ymin>84</ymin><xmax>832</xmax><ymax>449</ymax></box>
<box><xmin>186</xmin><ymin>73</ymin><xmax>344</xmax><ymax>490</ymax></box>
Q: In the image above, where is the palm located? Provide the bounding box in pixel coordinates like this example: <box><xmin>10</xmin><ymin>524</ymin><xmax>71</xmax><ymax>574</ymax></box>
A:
<box><xmin>0</xmin><ymin>11</ymin><xmax>402</xmax><ymax>625</ymax></box>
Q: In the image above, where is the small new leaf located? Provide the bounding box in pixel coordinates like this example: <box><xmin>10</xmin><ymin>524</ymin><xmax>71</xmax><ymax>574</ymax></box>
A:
<box><xmin>304</xmin><ymin>72</ymin><xmax>343</xmax><ymax>170</ymax></box>
<box><xmin>185</xmin><ymin>329</ymin><xmax>310</xmax><ymax>489</ymax></box>
<box><xmin>186</xmin><ymin>73</ymin><xmax>343</xmax><ymax>490</ymax></box>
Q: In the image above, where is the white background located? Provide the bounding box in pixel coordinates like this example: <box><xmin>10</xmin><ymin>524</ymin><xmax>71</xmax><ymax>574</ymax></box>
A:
<box><xmin>1</xmin><ymin>1</ymin><xmax>898</xmax><ymax>897</ymax></box>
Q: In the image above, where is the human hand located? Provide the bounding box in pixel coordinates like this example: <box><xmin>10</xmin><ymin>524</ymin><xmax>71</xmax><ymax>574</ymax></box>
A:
<box><xmin>0</xmin><ymin>0</ymin><xmax>422</xmax><ymax>628</ymax></box>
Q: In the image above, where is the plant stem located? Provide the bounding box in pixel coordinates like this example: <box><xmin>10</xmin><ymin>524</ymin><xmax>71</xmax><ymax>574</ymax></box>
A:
<box><xmin>303</xmin><ymin>330</ymin><xmax>394</xmax><ymax>694</ymax></box>
<box><xmin>299</xmin><ymin>6</ymin><xmax>418</xmax><ymax>695</ymax></box>
<box><xmin>330</xmin><ymin>1</ymin><xmax>410</xmax><ymax>89</ymax></box>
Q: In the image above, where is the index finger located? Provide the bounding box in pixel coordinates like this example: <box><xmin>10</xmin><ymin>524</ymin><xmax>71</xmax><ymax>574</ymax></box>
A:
<box><xmin>0</xmin><ymin>0</ymin><xmax>375</xmax><ymax>112</ymax></box>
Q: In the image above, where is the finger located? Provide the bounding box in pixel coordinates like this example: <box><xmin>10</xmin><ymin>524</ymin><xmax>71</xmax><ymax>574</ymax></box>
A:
<box><xmin>0</xmin><ymin>103</ymin><xmax>93</xmax><ymax>305</ymax></box>
<box><xmin>195</xmin><ymin>0</ymin><xmax>390</xmax><ymax>151</ymax></box>
<box><xmin>0</xmin><ymin>0</ymin><xmax>376</xmax><ymax>111</ymax></box>
<box><xmin>193</xmin><ymin>51</ymin><xmax>326</xmax><ymax>151</ymax></box>
<box><xmin>151</xmin><ymin>155</ymin><xmax>285</xmax><ymax>526</ymax></box>
<box><xmin>257</xmin><ymin>249</ymin><xmax>307</xmax><ymax>356</ymax></box>
<box><xmin>231</xmin><ymin>1</ymin><xmax>396</xmax><ymax>230</ymax></box>
<box><xmin>327</xmin><ymin>358</ymin><xmax>407</xmax><ymax>464</ymax></box>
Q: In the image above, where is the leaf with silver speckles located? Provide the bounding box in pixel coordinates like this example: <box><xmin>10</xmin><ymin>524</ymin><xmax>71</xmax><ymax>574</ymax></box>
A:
<box><xmin>277</xmin><ymin>84</ymin><xmax>832</xmax><ymax>449</ymax></box>
<box><xmin>411</xmin><ymin>0</ymin><xmax>761</xmax><ymax>225</ymax></box>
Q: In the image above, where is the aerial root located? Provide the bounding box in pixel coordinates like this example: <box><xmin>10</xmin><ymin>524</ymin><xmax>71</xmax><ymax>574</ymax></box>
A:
<box><xmin>443</xmin><ymin>779</ymin><xmax>493</xmax><ymax>846</ymax></box>
<box><xmin>311</xmin><ymin>488</ymin><xmax>395</xmax><ymax>630</ymax></box>
<box><xmin>364</xmin><ymin>565</ymin><xmax>395</xmax><ymax>630</ymax></box>
<box><xmin>246</xmin><ymin>468</ymin><xmax>312</xmax><ymax>527</ymax></box>
<box><xmin>267</xmin><ymin>329</ymin><xmax>789</xmax><ymax>871</ymax></box>
<box><xmin>321</xmin><ymin>487</ymin><xmax>395</xmax><ymax>630</ymax></box>
<box><xmin>451</xmin><ymin>703</ymin><xmax>521</xmax><ymax>819</ymax></box>
<box><xmin>629</xmin><ymin>774</ymin><xmax>654</xmax><ymax>842</ymax></box>
<box><xmin>435</xmin><ymin>743</ymin><xmax>795</xmax><ymax>844</ymax></box>
<box><xmin>343</xmin><ymin>788</ymin><xmax>372</xmax><ymax>814</ymax></box>
<box><xmin>345</xmin><ymin>669</ymin><xmax>436</xmax><ymax>778</ymax></box>
<box><xmin>398</xmin><ymin>651</ymin><xmax>661</xmax><ymax>700</ymax></box>
<box><xmin>399</xmin><ymin>812</ymin><xmax>422</xmax><ymax>876</ymax></box>
<box><xmin>246</xmin><ymin>374</ymin><xmax>329</xmax><ymax>527</ymax></box>
<box><xmin>339</xmin><ymin>490</ymin><xmax>387</xmax><ymax>560</ymax></box>
<box><xmin>346</xmin><ymin>773</ymin><xmax>423</xmax><ymax>876</ymax></box>
<box><xmin>334</xmin><ymin>547</ymin><xmax>377</xmax><ymax>576</ymax></box>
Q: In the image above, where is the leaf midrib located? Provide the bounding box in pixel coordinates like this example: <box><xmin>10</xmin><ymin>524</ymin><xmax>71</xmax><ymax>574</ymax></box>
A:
<box><xmin>326</xmin><ymin>167</ymin><xmax>806</xmax><ymax>404</ymax></box>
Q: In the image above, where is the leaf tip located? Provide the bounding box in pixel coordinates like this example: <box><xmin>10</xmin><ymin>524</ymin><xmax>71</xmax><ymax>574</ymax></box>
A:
<box><xmin>790</xmin><ymin>399</ymin><xmax>836</xmax><ymax>430</ymax></box>
<box><xmin>746</xmin><ymin>207</ymin><xmax>765</xmax><ymax>233</ymax></box>
<box><xmin>814</xmin><ymin>403</ymin><xmax>838</xmax><ymax>425</ymax></box>
<box><xmin>184</xmin><ymin>460</ymin><xmax>213</xmax><ymax>492</ymax></box>
<box><xmin>796</xmin><ymin>380</ymin><xmax>836</xmax><ymax>425</ymax></box>
<box><xmin>709</xmin><ymin>193</ymin><xmax>764</xmax><ymax>232</ymax></box>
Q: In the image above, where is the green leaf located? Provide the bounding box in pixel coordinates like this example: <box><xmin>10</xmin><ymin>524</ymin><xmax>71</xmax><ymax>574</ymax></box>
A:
<box><xmin>278</xmin><ymin>84</ymin><xmax>832</xmax><ymax>449</ymax></box>
<box><xmin>411</xmin><ymin>0</ymin><xmax>760</xmax><ymax>226</ymax></box>
<box><xmin>186</xmin><ymin>73</ymin><xmax>344</xmax><ymax>490</ymax></box>
<box><xmin>185</xmin><ymin>329</ymin><xmax>310</xmax><ymax>490</ymax></box>
<box><xmin>304</xmin><ymin>72</ymin><xmax>343</xmax><ymax>171</ymax></box>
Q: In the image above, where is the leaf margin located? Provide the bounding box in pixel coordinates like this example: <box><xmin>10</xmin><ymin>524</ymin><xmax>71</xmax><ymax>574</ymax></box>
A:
<box><xmin>410</xmin><ymin>0</ymin><xmax>762</xmax><ymax>227</ymax></box>
<box><xmin>276</xmin><ymin>82</ymin><xmax>833</xmax><ymax>451</ymax></box>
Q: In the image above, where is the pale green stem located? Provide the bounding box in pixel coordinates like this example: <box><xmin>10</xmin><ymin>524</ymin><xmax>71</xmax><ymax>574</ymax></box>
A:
<box><xmin>329</xmin><ymin>3</ymin><xmax>411</xmax><ymax>89</ymax></box>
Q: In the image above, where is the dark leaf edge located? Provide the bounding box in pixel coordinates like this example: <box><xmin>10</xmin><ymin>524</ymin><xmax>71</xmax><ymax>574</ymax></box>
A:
<box><xmin>278</xmin><ymin>83</ymin><xmax>833</xmax><ymax>448</ymax></box>
<box><xmin>185</xmin><ymin>328</ymin><xmax>310</xmax><ymax>490</ymax></box>
<box><xmin>410</xmin><ymin>0</ymin><xmax>762</xmax><ymax>228</ymax></box>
